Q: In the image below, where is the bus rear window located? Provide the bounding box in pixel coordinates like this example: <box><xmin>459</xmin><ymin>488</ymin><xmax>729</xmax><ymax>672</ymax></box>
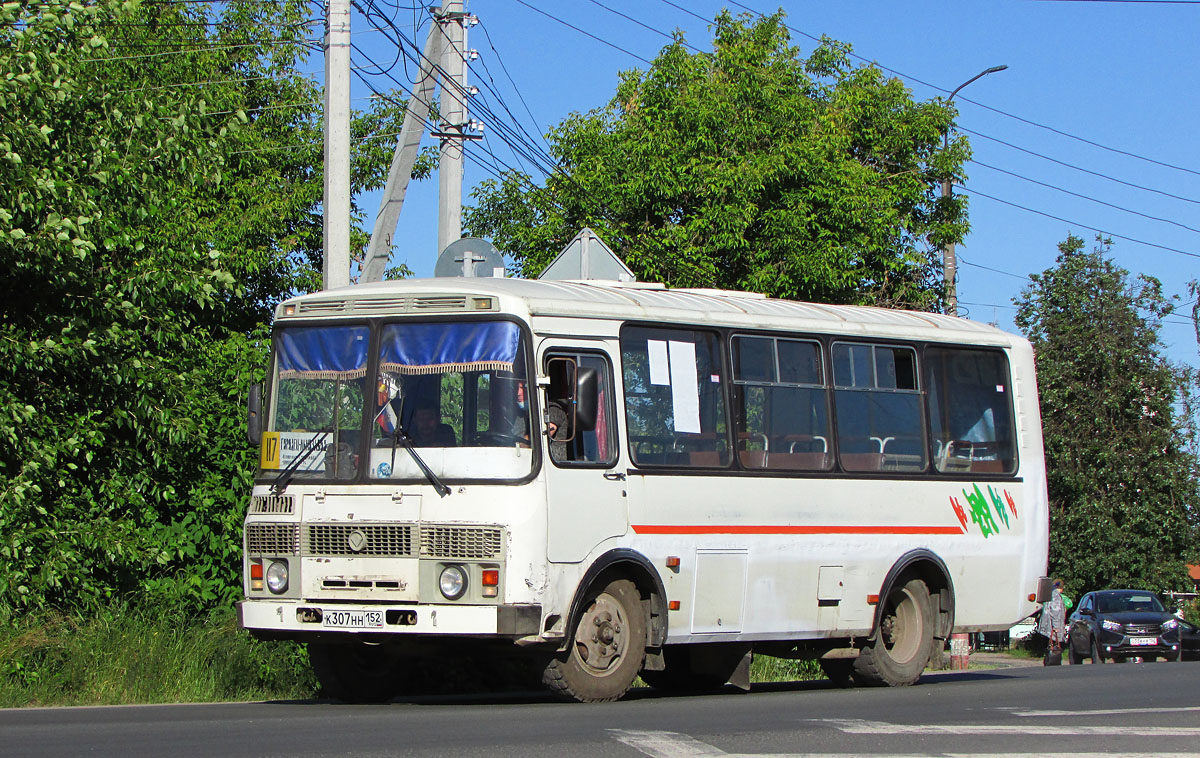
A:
<box><xmin>925</xmin><ymin>347</ymin><xmax>1017</xmax><ymax>474</ymax></box>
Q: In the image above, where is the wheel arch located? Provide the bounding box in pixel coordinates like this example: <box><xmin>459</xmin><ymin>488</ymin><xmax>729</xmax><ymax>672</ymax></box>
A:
<box><xmin>871</xmin><ymin>549</ymin><xmax>955</xmax><ymax>645</ymax></box>
<box><xmin>563</xmin><ymin>548</ymin><xmax>668</xmax><ymax>651</ymax></box>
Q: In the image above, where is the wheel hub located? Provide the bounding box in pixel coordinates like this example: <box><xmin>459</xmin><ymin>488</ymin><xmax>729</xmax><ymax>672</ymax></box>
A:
<box><xmin>575</xmin><ymin>595</ymin><xmax>626</xmax><ymax>674</ymax></box>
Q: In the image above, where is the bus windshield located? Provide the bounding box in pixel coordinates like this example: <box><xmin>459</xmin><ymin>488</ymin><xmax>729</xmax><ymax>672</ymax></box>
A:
<box><xmin>260</xmin><ymin>320</ymin><xmax>534</xmax><ymax>483</ymax></box>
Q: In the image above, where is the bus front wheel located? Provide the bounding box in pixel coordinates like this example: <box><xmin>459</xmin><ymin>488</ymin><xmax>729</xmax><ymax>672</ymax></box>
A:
<box><xmin>853</xmin><ymin>576</ymin><xmax>934</xmax><ymax>686</ymax></box>
<box><xmin>543</xmin><ymin>578</ymin><xmax>646</xmax><ymax>703</ymax></box>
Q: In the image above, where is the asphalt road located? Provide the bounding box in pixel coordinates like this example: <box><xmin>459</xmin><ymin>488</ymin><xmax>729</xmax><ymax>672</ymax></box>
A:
<box><xmin>3</xmin><ymin>659</ymin><xmax>1199</xmax><ymax>758</ymax></box>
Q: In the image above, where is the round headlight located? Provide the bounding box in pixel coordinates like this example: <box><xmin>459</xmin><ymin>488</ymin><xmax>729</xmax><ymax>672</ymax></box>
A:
<box><xmin>265</xmin><ymin>560</ymin><xmax>289</xmax><ymax>594</ymax></box>
<box><xmin>439</xmin><ymin>565</ymin><xmax>467</xmax><ymax>600</ymax></box>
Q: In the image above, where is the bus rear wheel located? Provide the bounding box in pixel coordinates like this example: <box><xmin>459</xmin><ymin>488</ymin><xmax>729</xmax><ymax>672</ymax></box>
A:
<box><xmin>308</xmin><ymin>641</ymin><xmax>403</xmax><ymax>703</ymax></box>
<box><xmin>853</xmin><ymin>576</ymin><xmax>934</xmax><ymax>686</ymax></box>
<box><xmin>543</xmin><ymin>578</ymin><xmax>646</xmax><ymax>703</ymax></box>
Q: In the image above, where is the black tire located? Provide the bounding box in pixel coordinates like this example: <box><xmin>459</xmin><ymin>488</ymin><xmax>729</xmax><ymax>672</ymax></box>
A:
<box><xmin>543</xmin><ymin>578</ymin><xmax>646</xmax><ymax>702</ymax></box>
<box><xmin>640</xmin><ymin>645</ymin><xmax>741</xmax><ymax>692</ymax></box>
<box><xmin>308</xmin><ymin>642</ymin><xmax>403</xmax><ymax>703</ymax></box>
<box><xmin>853</xmin><ymin>577</ymin><xmax>934</xmax><ymax>686</ymax></box>
<box><xmin>1090</xmin><ymin>636</ymin><xmax>1104</xmax><ymax>663</ymax></box>
<box><xmin>819</xmin><ymin>659</ymin><xmax>856</xmax><ymax>688</ymax></box>
<box><xmin>1068</xmin><ymin>640</ymin><xmax>1083</xmax><ymax>665</ymax></box>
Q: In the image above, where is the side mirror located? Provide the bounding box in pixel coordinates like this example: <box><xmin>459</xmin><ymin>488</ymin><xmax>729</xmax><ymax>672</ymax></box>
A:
<box><xmin>575</xmin><ymin>366</ymin><xmax>598</xmax><ymax>432</ymax></box>
<box><xmin>247</xmin><ymin>383</ymin><xmax>263</xmax><ymax>446</ymax></box>
<box><xmin>1080</xmin><ymin>607</ymin><xmax>1093</xmax><ymax>616</ymax></box>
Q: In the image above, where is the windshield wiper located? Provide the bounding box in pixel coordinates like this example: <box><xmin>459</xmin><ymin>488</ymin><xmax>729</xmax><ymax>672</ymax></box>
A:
<box><xmin>390</xmin><ymin>425</ymin><xmax>451</xmax><ymax>498</ymax></box>
<box><xmin>374</xmin><ymin>398</ymin><xmax>450</xmax><ymax>498</ymax></box>
<box><xmin>271</xmin><ymin>429</ymin><xmax>331</xmax><ymax>495</ymax></box>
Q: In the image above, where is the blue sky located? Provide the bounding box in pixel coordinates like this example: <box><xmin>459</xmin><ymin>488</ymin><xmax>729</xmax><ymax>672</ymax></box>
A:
<box><xmin>343</xmin><ymin>0</ymin><xmax>1200</xmax><ymax>368</ymax></box>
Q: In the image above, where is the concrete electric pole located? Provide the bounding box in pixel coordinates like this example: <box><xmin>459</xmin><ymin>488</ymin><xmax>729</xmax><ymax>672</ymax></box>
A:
<box><xmin>322</xmin><ymin>0</ymin><xmax>351</xmax><ymax>291</ymax></box>
<box><xmin>436</xmin><ymin>0</ymin><xmax>468</xmax><ymax>260</ymax></box>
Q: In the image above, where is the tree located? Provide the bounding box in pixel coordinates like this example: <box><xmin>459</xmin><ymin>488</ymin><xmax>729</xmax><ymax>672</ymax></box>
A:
<box><xmin>464</xmin><ymin>11</ymin><xmax>968</xmax><ymax>309</ymax></box>
<box><xmin>1014</xmin><ymin>234</ymin><xmax>1200</xmax><ymax>594</ymax></box>
<box><xmin>0</xmin><ymin>0</ymin><xmax>418</xmax><ymax>613</ymax></box>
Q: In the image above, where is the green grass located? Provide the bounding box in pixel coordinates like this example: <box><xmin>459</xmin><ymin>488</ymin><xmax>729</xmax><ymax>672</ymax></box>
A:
<box><xmin>0</xmin><ymin>607</ymin><xmax>833</xmax><ymax>708</ymax></box>
<box><xmin>0</xmin><ymin>606</ymin><xmax>316</xmax><ymax>708</ymax></box>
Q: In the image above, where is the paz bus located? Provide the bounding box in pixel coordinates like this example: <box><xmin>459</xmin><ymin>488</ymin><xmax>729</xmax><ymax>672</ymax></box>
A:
<box><xmin>239</xmin><ymin>276</ymin><xmax>1050</xmax><ymax>702</ymax></box>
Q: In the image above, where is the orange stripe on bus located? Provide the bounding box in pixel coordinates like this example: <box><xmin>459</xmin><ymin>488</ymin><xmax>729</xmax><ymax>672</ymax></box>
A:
<box><xmin>631</xmin><ymin>524</ymin><xmax>966</xmax><ymax>535</ymax></box>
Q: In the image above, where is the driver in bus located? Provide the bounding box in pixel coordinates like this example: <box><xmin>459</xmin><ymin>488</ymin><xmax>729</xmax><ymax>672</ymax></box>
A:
<box><xmin>411</xmin><ymin>406</ymin><xmax>456</xmax><ymax>447</ymax></box>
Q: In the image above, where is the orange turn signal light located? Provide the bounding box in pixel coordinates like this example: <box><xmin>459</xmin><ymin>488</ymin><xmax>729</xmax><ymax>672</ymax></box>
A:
<box><xmin>1028</xmin><ymin>593</ymin><xmax>1037</xmax><ymax>602</ymax></box>
<box><xmin>867</xmin><ymin>594</ymin><xmax>880</xmax><ymax>605</ymax></box>
<box><xmin>481</xmin><ymin>569</ymin><xmax>499</xmax><ymax>586</ymax></box>
<box><xmin>668</xmin><ymin>600</ymin><xmax>681</xmax><ymax>611</ymax></box>
<box><xmin>250</xmin><ymin>562</ymin><xmax>264</xmax><ymax>580</ymax></box>
<box><xmin>665</xmin><ymin>556</ymin><xmax>680</xmax><ymax>568</ymax></box>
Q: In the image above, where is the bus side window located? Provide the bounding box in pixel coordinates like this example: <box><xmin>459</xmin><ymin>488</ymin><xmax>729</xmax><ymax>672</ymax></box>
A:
<box><xmin>925</xmin><ymin>347</ymin><xmax>1017</xmax><ymax>474</ymax></box>
<box><xmin>730</xmin><ymin>335</ymin><xmax>830</xmax><ymax>471</ymax></box>
<box><xmin>545</xmin><ymin>352</ymin><xmax>617</xmax><ymax>466</ymax></box>
<box><xmin>620</xmin><ymin>326</ymin><xmax>730</xmax><ymax>468</ymax></box>
<box><xmin>832</xmin><ymin>343</ymin><xmax>926</xmax><ymax>473</ymax></box>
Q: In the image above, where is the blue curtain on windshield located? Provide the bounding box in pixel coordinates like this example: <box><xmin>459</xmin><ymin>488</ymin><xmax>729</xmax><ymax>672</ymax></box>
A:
<box><xmin>380</xmin><ymin>321</ymin><xmax>520</xmax><ymax>374</ymax></box>
<box><xmin>276</xmin><ymin>325</ymin><xmax>370</xmax><ymax>380</ymax></box>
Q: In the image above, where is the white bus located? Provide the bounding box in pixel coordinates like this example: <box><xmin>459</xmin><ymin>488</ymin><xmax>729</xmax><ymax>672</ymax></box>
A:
<box><xmin>239</xmin><ymin>276</ymin><xmax>1050</xmax><ymax>702</ymax></box>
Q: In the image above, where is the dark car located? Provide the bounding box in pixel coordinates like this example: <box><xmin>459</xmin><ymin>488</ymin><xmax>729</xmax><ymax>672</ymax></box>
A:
<box><xmin>1067</xmin><ymin>589</ymin><xmax>1185</xmax><ymax>663</ymax></box>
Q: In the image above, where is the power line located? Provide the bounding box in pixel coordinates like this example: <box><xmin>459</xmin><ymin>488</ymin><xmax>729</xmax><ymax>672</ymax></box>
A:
<box><xmin>960</xmin><ymin>183</ymin><xmax>1200</xmax><ymax>260</ymax></box>
<box><xmin>708</xmin><ymin>0</ymin><xmax>1200</xmax><ymax>179</ymax></box>
<box><xmin>969</xmin><ymin>159</ymin><xmax>1200</xmax><ymax>235</ymax></box>
<box><xmin>508</xmin><ymin>0</ymin><xmax>651</xmax><ymax>64</ymax></box>
<box><xmin>963</xmin><ymin>127</ymin><xmax>1200</xmax><ymax>207</ymax></box>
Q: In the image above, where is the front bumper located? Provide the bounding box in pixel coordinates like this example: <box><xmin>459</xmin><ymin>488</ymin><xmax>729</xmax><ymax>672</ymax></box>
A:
<box><xmin>238</xmin><ymin>599</ymin><xmax>541</xmax><ymax>639</ymax></box>
<box><xmin>1097</xmin><ymin>631</ymin><xmax>1180</xmax><ymax>658</ymax></box>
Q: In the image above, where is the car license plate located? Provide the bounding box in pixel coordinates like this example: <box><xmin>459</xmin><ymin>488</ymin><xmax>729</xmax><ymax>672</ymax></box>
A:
<box><xmin>322</xmin><ymin>609</ymin><xmax>384</xmax><ymax>629</ymax></box>
<box><xmin>1129</xmin><ymin>636</ymin><xmax>1157</xmax><ymax>646</ymax></box>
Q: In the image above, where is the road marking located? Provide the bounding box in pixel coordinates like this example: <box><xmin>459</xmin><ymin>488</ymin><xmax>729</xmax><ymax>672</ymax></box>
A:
<box><xmin>1011</xmin><ymin>706</ymin><xmax>1200</xmax><ymax>717</ymax></box>
<box><xmin>609</xmin><ymin>730</ymin><xmax>726</xmax><ymax>757</ymax></box>
<box><xmin>823</xmin><ymin>718</ymin><xmax>1200</xmax><ymax>737</ymax></box>
<box><xmin>609</xmin><ymin>730</ymin><xmax>1200</xmax><ymax>758</ymax></box>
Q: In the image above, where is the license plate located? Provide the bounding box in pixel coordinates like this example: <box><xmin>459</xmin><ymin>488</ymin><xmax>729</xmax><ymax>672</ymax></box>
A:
<box><xmin>322</xmin><ymin>609</ymin><xmax>384</xmax><ymax>629</ymax></box>
<box><xmin>1129</xmin><ymin>636</ymin><xmax>1157</xmax><ymax>646</ymax></box>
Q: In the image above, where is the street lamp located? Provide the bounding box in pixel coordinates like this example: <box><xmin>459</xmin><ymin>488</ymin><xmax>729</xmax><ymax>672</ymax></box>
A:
<box><xmin>941</xmin><ymin>64</ymin><xmax>1007</xmax><ymax>317</ymax></box>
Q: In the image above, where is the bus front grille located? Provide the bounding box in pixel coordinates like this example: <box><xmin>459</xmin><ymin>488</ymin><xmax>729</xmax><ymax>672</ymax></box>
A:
<box><xmin>245</xmin><ymin>523</ymin><xmax>301</xmax><ymax>555</ymax></box>
<box><xmin>304</xmin><ymin>524</ymin><xmax>416</xmax><ymax>557</ymax></box>
<box><xmin>420</xmin><ymin>525</ymin><xmax>503</xmax><ymax>559</ymax></box>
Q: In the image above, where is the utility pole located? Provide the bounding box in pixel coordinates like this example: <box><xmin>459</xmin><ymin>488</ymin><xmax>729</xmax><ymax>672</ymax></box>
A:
<box><xmin>941</xmin><ymin>64</ymin><xmax>1006</xmax><ymax>316</ymax></box>
<box><xmin>437</xmin><ymin>0</ymin><xmax>467</xmax><ymax>259</ymax></box>
<box><xmin>322</xmin><ymin>0</ymin><xmax>351</xmax><ymax>290</ymax></box>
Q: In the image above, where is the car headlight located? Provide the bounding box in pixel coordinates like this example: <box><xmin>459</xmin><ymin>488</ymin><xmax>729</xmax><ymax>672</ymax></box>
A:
<box><xmin>439</xmin><ymin>565</ymin><xmax>467</xmax><ymax>600</ymax></box>
<box><xmin>1163</xmin><ymin>618</ymin><xmax>1179</xmax><ymax>630</ymax></box>
<box><xmin>265</xmin><ymin>559</ymin><xmax>289</xmax><ymax>594</ymax></box>
<box><xmin>1101</xmin><ymin>619</ymin><xmax>1122</xmax><ymax>632</ymax></box>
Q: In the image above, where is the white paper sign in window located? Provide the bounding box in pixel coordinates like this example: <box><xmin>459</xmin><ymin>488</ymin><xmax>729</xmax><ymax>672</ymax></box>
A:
<box><xmin>668</xmin><ymin>340</ymin><xmax>701</xmax><ymax>434</ymax></box>
<box><xmin>647</xmin><ymin>339</ymin><xmax>670</xmax><ymax>386</ymax></box>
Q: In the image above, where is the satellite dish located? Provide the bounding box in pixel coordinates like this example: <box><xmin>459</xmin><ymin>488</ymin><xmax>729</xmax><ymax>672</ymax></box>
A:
<box><xmin>434</xmin><ymin>238</ymin><xmax>506</xmax><ymax>278</ymax></box>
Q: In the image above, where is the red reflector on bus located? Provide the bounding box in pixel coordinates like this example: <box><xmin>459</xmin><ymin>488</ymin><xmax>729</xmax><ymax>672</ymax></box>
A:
<box><xmin>867</xmin><ymin>594</ymin><xmax>879</xmax><ymax>605</ymax></box>
<box><xmin>668</xmin><ymin>600</ymin><xmax>681</xmax><ymax>611</ymax></box>
<box><xmin>1028</xmin><ymin>593</ymin><xmax>1036</xmax><ymax>602</ymax></box>
<box><xmin>481</xmin><ymin>569</ymin><xmax>499</xmax><ymax>586</ymax></box>
<box><xmin>250</xmin><ymin>562</ymin><xmax>263</xmax><ymax>579</ymax></box>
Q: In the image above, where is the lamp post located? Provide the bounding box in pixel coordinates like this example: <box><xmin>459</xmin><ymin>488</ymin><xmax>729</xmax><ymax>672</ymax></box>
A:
<box><xmin>941</xmin><ymin>64</ymin><xmax>1007</xmax><ymax>317</ymax></box>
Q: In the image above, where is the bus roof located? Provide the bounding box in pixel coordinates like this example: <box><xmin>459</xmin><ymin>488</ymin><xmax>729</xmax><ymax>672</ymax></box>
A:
<box><xmin>278</xmin><ymin>277</ymin><xmax>1021</xmax><ymax>347</ymax></box>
